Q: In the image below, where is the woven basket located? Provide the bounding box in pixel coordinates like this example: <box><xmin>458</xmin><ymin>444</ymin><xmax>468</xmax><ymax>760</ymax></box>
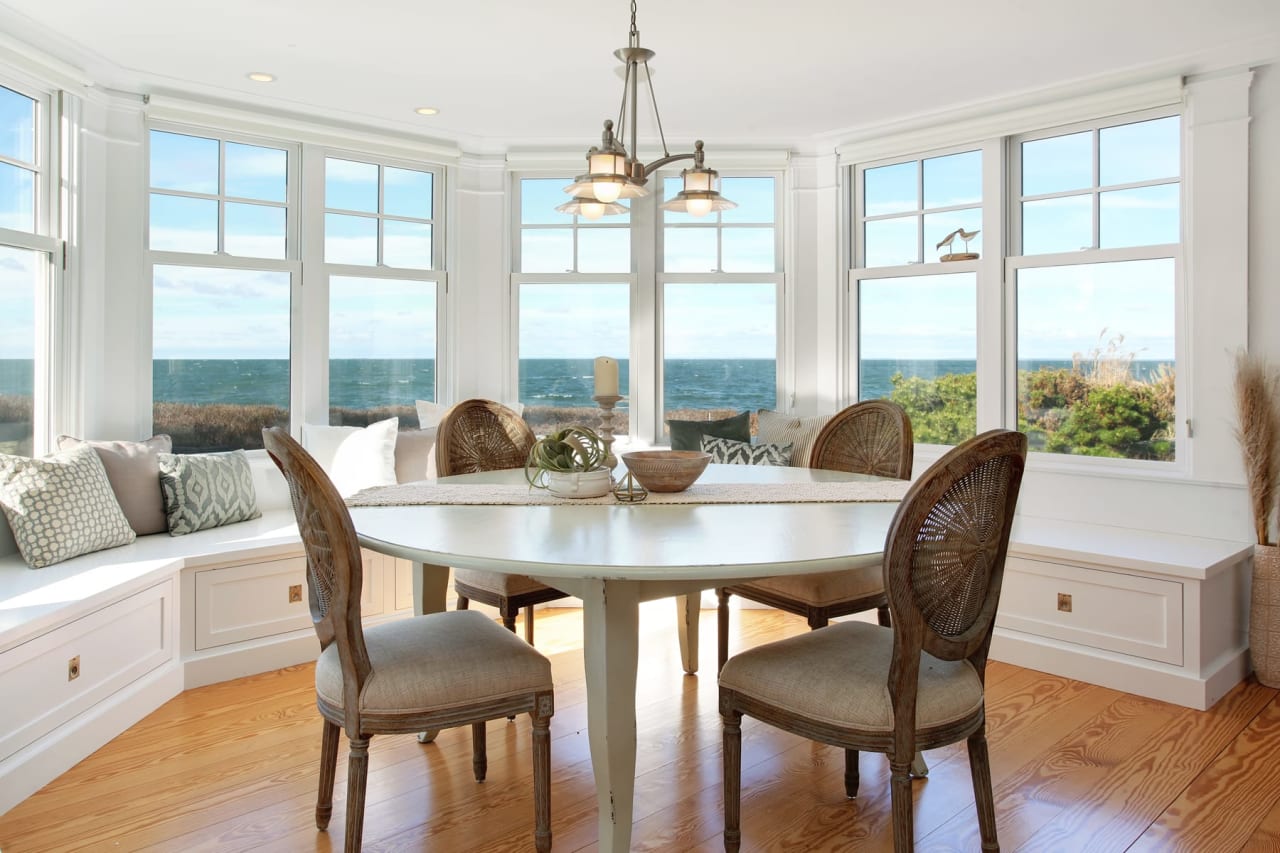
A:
<box><xmin>1251</xmin><ymin>544</ymin><xmax>1280</xmax><ymax>687</ymax></box>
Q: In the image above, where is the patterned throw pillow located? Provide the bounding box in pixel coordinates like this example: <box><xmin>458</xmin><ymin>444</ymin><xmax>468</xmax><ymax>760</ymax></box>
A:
<box><xmin>158</xmin><ymin>449</ymin><xmax>261</xmax><ymax>536</ymax></box>
<box><xmin>700</xmin><ymin>436</ymin><xmax>793</xmax><ymax>467</ymax></box>
<box><xmin>0</xmin><ymin>445</ymin><xmax>136</xmax><ymax>568</ymax></box>
<box><xmin>666</xmin><ymin>411</ymin><xmax>751</xmax><ymax>451</ymax></box>
<box><xmin>756</xmin><ymin>410</ymin><xmax>833</xmax><ymax>467</ymax></box>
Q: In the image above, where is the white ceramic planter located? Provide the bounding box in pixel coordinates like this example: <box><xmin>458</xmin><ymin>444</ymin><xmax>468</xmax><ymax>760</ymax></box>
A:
<box><xmin>545</xmin><ymin>469</ymin><xmax>613</xmax><ymax>499</ymax></box>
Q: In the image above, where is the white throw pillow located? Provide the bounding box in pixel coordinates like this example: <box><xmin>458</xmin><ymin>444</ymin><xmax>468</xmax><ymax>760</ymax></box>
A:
<box><xmin>301</xmin><ymin>424</ymin><xmax>359</xmax><ymax>473</ymax></box>
<box><xmin>757</xmin><ymin>409</ymin><xmax>833</xmax><ymax>467</ymax></box>
<box><xmin>329</xmin><ymin>417</ymin><xmax>399</xmax><ymax>498</ymax></box>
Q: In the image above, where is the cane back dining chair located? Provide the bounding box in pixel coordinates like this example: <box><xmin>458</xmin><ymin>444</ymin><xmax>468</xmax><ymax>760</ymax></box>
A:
<box><xmin>435</xmin><ymin>399</ymin><xmax>572</xmax><ymax>644</ymax></box>
<box><xmin>716</xmin><ymin>399</ymin><xmax>914</xmax><ymax>672</ymax></box>
<box><xmin>263</xmin><ymin>427</ymin><xmax>555</xmax><ymax>853</ymax></box>
<box><xmin>719</xmin><ymin>429</ymin><xmax>1027</xmax><ymax>852</ymax></box>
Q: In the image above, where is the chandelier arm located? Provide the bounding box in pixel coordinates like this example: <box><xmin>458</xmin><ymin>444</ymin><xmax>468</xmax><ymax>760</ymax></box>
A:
<box><xmin>639</xmin><ymin>150</ymin><xmax>695</xmax><ymax>177</ymax></box>
<box><xmin>615</xmin><ymin>61</ymin><xmax>633</xmax><ymax>147</ymax></box>
<box><xmin>642</xmin><ymin>60</ymin><xmax>670</xmax><ymax>159</ymax></box>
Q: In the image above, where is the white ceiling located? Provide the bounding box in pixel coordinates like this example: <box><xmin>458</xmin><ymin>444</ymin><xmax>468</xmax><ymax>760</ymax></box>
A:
<box><xmin>2</xmin><ymin>0</ymin><xmax>1279</xmax><ymax>153</ymax></box>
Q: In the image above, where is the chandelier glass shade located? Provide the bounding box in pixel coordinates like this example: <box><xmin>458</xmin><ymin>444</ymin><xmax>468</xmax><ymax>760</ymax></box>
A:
<box><xmin>562</xmin><ymin>1</ymin><xmax>735</xmax><ymax>218</ymax></box>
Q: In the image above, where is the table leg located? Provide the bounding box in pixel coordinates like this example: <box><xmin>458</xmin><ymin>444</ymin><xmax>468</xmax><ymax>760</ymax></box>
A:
<box><xmin>414</xmin><ymin>561</ymin><xmax>451</xmax><ymax>743</ymax></box>
<box><xmin>676</xmin><ymin>594</ymin><xmax>699</xmax><ymax>675</ymax></box>
<box><xmin>580</xmin><ymin>579</ymin><xmax>640</xmax><ymax>853</ymax></box>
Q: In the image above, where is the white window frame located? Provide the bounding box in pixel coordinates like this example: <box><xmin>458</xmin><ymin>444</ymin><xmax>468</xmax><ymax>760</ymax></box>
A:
<box><xmin>0</xmin><ymin>76</ymin><xmax>61</xmax><ymax>456</ymax></box>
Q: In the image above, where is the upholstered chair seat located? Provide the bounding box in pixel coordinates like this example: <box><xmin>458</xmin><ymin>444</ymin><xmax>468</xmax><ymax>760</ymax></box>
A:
<box><xmin>452</xmin><ymin>568</ymin><xmax>555</xmax><ymax>599</ymax></box>
<box><xmin>316</xmin><ymin>610</ymin><xmax>553</xmax><ymax>717</ymax></box>
<box><xmin>732</xmin><ymin>564</ymin><xmax>883</xmax><ymax>609</ymax></box>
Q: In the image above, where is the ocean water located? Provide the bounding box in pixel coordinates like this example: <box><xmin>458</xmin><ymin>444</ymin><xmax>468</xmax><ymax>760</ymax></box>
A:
<box><xmin>0</xmin><ymin>358</ymin><xmax>1172</xmax><ymax>411</ymax></box>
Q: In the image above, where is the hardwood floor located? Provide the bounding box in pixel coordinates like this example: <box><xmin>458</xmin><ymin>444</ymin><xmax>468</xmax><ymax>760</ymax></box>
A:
<box><xmin>2</xmin><ymin>603</ymin><xmax>1278</xmax><ymax>852</ymax></box>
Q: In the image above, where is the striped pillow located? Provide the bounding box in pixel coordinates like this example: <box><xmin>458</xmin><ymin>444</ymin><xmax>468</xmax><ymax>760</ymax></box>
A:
<box><xmin>756</xmin><ymin>410</ymin><xmax>833</xmax><ymax>467</ymax></box>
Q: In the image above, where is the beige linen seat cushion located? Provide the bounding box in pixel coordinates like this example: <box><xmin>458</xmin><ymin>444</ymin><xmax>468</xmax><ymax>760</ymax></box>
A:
<box><xmin>316</xmin><ymin>610</ymin><xmax>552</xmax><ymax>714</ymax></box>
<box><xmin>454</xmin><ymin>568</ymin><xmax>556</xmax><ymax>598</ymax></box>
<box><xmin>734</xmin><ymin>563</ymin><xmax>883</xmax><ymax>607</ymax></box>
<box><xmin>718</xmin><ymin>621</ymin><xmax>983</xmax><ymax>733</ymax></box>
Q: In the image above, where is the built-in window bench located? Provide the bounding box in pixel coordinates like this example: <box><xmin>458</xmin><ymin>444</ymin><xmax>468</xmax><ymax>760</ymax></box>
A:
<box><xmin>995</xmin><ymin>516</ymin><xmax>1253</xmax><ymax>711</ymax></box>
<box><xmin>0</xmin><ymin>508</ymin><xmax>418</xmax><ymax>816</ymax></box>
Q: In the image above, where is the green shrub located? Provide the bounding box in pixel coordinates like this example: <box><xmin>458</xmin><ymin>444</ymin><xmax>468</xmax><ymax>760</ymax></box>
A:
<box><xmin>888</xmin><ymin>372</ymin><xmax>977</xmax><ymax>446</ymax></box>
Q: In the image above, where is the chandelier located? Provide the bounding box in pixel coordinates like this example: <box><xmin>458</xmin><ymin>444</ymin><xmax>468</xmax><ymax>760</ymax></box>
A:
<box><xmin>557</xmin><ymin>0</ymin><xmax>736</xmax><ymax>220</ymax></box>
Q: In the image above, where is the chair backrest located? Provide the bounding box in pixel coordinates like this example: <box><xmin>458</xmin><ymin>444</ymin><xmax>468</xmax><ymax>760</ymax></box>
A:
<box><xmin>808</xmin><ymin>400</ymin><xmax>914</xmax><ymax>479</ymax></box>
<box><xmin>435</xmin><ymin>399</ymin><xmax>537</xmax><ymax>476</ymax></box>
<box><xmin>883</xmin><ymin>429</ymin><xmax>1026</xmax><ymax>697</ymax></box>
<box><xmin>262</xmin><ymin>427</ymin><xmax>371</xmax><ymax>733</ymax></box>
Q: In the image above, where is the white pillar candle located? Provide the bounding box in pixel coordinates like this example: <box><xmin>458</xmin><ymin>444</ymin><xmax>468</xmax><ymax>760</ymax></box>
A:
<box><xmin>594</xmin><ymin>356</ymin><xmax>619</xmax><ymax>397</ymax></box>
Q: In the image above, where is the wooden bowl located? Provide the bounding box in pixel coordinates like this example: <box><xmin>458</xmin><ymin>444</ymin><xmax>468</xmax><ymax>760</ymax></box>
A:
<box><xmin>621</xmin><ymin>450</ymin><xmax>711</xmax><ymax>493</ymax></box>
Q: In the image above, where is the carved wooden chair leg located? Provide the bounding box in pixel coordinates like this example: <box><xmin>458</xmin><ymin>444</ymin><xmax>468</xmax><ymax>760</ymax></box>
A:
<box><xmin>806</xmin><ymin>610</ymin><xmax>829</xmax><ymax>630</ymax></box>
<box><xmin>316</xmin><ymin>719</ymin><xmax>340</xmax><ymax>829</ymax></box>
<box><xmin>471</xmin><ymin>722</ymin><xmax>487</xmax><ymax>781</ymax></box>
<box><xmin>456</xmin><ymin>595</ymin><xmax>470</xmax><ymax>610</ymax></box>
<box><xmin>844</xmin><ymin>748</ymin><xmax>860</xmax><ymax>798</ymax></box>
<box><xmin>532</xmin><ymin>696</ymin><xmax>553</xmax><ymax>853</ymax></box>
<box><xmin>345</xmin><ymin>736</ymin><xmax>371</xmax><ymax>853</ymax></box>
<box><xmin>524</xmin><ymin>605</ymin><xmax>535</xmax><ymax>644</ymax></box>
<box><xmin>969</xmin><ymin>726</ymin><xmax>999</xmax><ymax>851</ymax></box>
<box><xmin>889</xmin><ymin>756</ymin><xmax>914</xmax><ymax>853</ymax></box>
<box><xmin>717</xmin><ymin>589</ymin><xmax>731</xmax><ymax>673</ymax></box>
<box><xmin>723</xmin><ymin>708</ymin><xmax>743</xmax><ymax>853</ymax></box>
<box><xmin>877</xmin><ymin>603</ymin><xmax>892</xmax><ymax>627</ymax></box>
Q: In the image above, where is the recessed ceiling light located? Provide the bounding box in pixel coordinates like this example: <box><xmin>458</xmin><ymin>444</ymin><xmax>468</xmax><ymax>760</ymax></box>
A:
<box><xmin>247</xmin><ymin>72</ymin><xmax>275</xmax><ymax>83</ymax></box>
<box><xmin>414</xmin><ymin>107</ymin><xmax>439</xmax><ymax>116</ymax></box>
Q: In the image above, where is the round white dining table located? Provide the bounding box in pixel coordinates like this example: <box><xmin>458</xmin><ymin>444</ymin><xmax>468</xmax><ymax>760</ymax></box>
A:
<box><xmin>349</xmin><ymin>463</ymin><xmax>902</xmax><ymax>853</ymax></box>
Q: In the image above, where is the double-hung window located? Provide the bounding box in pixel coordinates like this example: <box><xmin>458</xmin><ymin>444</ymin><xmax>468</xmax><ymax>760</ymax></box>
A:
<box><xmin>0</xmin><ymin>81</ymin><xmax>57</xmax><ymax>457</ymax></box>
<box><xmin>148</xmin><ymin>127</ymin><xmax>298</xmax><ymax>451</ymax></box>
<box><xmin>850</xmin><ymin>149</ymin><xmax>983</xmax><ymax>446</ymax></box>
<box><xmin>323</xmin><ymin>154</ymin><xmax>443</xmax><ymax>428</ymax></box>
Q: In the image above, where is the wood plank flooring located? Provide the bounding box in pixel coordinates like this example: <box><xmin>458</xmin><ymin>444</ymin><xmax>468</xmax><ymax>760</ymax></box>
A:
<box><xmin>2</xmin><ymin>603</ymin><xmax>1278</xmax><ymax>852</ymax></box>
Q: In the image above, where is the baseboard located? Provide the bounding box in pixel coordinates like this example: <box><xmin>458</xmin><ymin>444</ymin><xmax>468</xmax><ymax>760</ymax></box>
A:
<box><xmin>990</xmin><ymin>627</ymin><xmax>1248</xmax><ymax>710</ymax></box>
<box><xmin>0</xmin><ymin>660</ymin><xmax>183</xmax><ymax>817</ymax></box>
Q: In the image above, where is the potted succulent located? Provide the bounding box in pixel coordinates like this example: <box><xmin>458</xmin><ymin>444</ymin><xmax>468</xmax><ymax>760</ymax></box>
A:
<box><xmin>1234</xmin><ymin>351</ymin><xmax>1280</xmax><ymax>687</ymax></box>
<box><xmin>525</xmin><ymin>425</ymin><xmax>613</xmax><ymax>498</ymax></box>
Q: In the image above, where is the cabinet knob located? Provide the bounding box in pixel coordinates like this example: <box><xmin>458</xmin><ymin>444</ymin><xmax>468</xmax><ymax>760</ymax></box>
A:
<box><xmin>1057</xmin><ymin>593</ymin><xmax>1072</xmax><ymax>613</ymax></box>
<box><xmin>289</xmin><ymin>584</ymin><xmax>303</xmax><ymax>603</ymax></box>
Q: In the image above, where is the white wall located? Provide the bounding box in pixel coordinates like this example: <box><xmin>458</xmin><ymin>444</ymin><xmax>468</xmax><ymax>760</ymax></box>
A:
<box><xmin>1250</xmin><ymin>64</ymin><xmax>1280</xmax><ymax>361</ymax></box>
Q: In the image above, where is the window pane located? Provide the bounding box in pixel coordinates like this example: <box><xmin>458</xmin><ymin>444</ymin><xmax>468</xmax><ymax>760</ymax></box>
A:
<box><xmin>924</xmin><ymin>209</ymin><xmax>982</xmax><ymax>261</ymax></box>
<box><xmin>152</xmin><ymin>265</ymin><xmax>291</xmax><ymax>451</ymax></box>
<box><xmin>325</xmin><ymin>158</ymin><xmax>378</xmax><ymax>213</ymax></box>
<box><xmin>0</xmin><ymin>163</ymin><xmax>34</xmax><ymax>232</ymax></box>
<box><xmin>1100</xmin><ymin>184</ymin><xmax>1179</xmax><ymax>248</ymax></box>
<box><xmin>325</xmin><ymin>213</ymin><xmax>378</xmax><ymax>265</ymax></box>
<box><xmin>864</xmin><ymin>216</ymin><xmax>917</xmax><ymax>267</ymax></box>
<box><xmin>225</xmin><ymin>202</ymin><xmax>286</xmax><ymax>258</ymax></box>
<box><xmin>1100</xmin><ymin>116</ymin><xmax>1179</xmax><ymax>186</ymax></box>
<box><xmin>663</xmin><ymin>283</ymin><xmax>776</xmax><ymax>426</ymax></box>
<box><xmin>722</xmin><ymin>228</ymin><xmax>775</xmax><ymax>272</ymax></box>
<box><xmin>0</xmin><ymin>245</ymin><xmax>39</xmax><ymax>456</ymax></box>
<box><xmin>0</xmin><ymin>86</ymin><xmax>35</xmax><ymax>164</ymax></box>
<box><xmin>923</xmin><ymin>151</ymin><xmax>981</xmax><ymax>209</ymax></box>
<box><xmin>522</xmin><ymin>178</ymin><xmax>575</xmax><ymax>226</ymax></box>
<box><xmin>1022</xmin><ymin>195</ymin><xmax>1091</xmax><ymax>255</ymax></box>
<box><xmin>383</xmin><ymin>220</ymin><xmax>432</xmax><ymax>269</ymax></box>
<box><xmin>150</xmin><ymin>194</ymin><xmax>217</xmax><ymax>253</ymax></box>
<box><xmin>519</xmin><ymin>282</ymin><xmax>630</xmax><ymax>436</ymax></box>
<box><xmin>150</xmin><ymin>131</ymin><xmax>219</xmax><ymax>195</ymax></box>
<box><xmin>1016</xmin><ymin>258</ymin><xmax>1175</xmax><ymax>461</ymax></box>
<box><xmin>720</xmin><ymin>177</ymin><xmax>775</xmax><ymax>224</ymax></box>
<box><xmin>859</xmin><ymin>273</ymin><xmax>977</xmax><ymax>445</ymax></box>
<box><xmin>330</xmin><ymin>276</ymin><xmax>436</xmax><ymax>426</ymax></box>
<box><xmin>865</xmin><ymin>161</ymin><xmax>916</xmax><ymax>216</ymax></box>
<box><xmin>224</xmin><ymin>142</ymin><xmax>287</xmax><ymax>202</ymax></box>
<box><xmin>384</xmin><ymin>166</ymin><xmax>433</xmax><ymax>219</ymax></box>
<box><xmin>665</xmin><ymin>227</ymin><xmax>717</xmax><ymax>272</ymax></box>
<box><xmin>521</xmin><ymin>228</ymin><xmax>573</xmax><ymax>273</ymax></box>
<box><xmin>578</xmin><ymin>228</ymin><xmax>630</xmax><ymax>273</ymax></box>
<box><xmin>1022</xmin><ymin>131</ymin><xmax>1092</xmax><ymax>196</ymax></box>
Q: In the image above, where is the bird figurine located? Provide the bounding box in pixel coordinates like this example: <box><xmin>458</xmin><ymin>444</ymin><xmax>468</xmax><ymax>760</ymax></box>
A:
<box><xmin>957</xmin><ymin>228</ymin><xmax>980</xmax><ymax>252</ymax></box>
<box><xmin>936</xmin><ymin>227</ymin><xmax>979</xmax><ymax>262</ymax></box>
<box><xmin>935</xmin><ymin>228</ymin><xmax>962</xmax><ymax>251</ymax></box>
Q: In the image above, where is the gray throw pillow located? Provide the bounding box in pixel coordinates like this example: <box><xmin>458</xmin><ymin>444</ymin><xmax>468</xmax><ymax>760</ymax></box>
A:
<box><xmin>158</xmin><ymin>449</ymin><xmax>261</xmax><ymax>536</ymax></box>
<box><xmin>700</xmin><ymin>436</ymin><xmax>793</xmax><ymax>466</ymax></box>
<box><xmin>0</xmin><ymin>444</ymin><xmax>136</xmax><ymax>568</ymax></box>
<box><xmin>666</xmin><ymin>410</ymin><xmax>751</xmax><ymax>451</ymax></box>
<box><xmin>56</xmin><ymin>434</ymin><xmax>172</xmax><ymax>535</ymax></box>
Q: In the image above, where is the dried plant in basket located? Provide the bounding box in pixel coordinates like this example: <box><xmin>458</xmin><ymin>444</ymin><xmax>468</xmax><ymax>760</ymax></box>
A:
<box><xmin>1233</xmin><ymin>351</ymin><xmax>1280</xmax><ymax>545</ymax></box>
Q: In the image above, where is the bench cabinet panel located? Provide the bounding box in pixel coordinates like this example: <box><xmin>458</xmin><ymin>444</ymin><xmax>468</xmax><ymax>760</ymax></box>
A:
<box><xmin>997</xmin><ymin>556</ymin><xmax>1184</xmax><ymax>665</ymax></box>
<box><xmin>0</xmin><ymin>579</ymin><xmax>173</xmax><ymax>763</ymax></box>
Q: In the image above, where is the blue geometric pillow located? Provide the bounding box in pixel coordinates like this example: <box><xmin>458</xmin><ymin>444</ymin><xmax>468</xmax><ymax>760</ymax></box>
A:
<box><xmin>158</xmin><ymin>449</ymin><xmax>261</xmax><ymax>535</ymax></box>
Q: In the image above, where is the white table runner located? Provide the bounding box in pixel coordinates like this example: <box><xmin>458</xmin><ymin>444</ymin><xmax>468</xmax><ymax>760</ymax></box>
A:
<box><xmin>346</xmin><ymin>478</ymin><xmax>911</xmax><ymax>507</ymax></box>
